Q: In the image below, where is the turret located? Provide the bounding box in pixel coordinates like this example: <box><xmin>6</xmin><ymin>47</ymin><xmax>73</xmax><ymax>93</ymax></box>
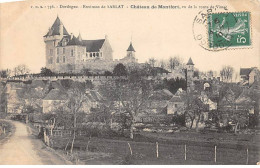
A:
<box><xmin>59</xmin><ymin>22</ymin><xmax>63</xmax><ymax>36</ymax></box>
<box><xmin>186</xmin><ymin>57</ymin><xmax>195</xmax><ymax>92</ymax></box>
<box><xmin>127</xmin><ymin>42</ymin><xmax>136</xmax><ymax>58</ymax></box>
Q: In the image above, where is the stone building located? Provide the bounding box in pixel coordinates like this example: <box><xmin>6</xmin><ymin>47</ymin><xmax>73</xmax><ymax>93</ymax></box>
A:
<box><xmin>186</xmin><ymin>57</ymin><xmax>195</xmax><ymax>91</ymax></box>
<box><xmin>240</xmin><ymin>67</ymin><xmax>260</xmax><ymax>86</ymax></box>
<box><xmin>43</xmin><ymin>16</ymin><xmax>113</xmax><ymax>73</ymax></box>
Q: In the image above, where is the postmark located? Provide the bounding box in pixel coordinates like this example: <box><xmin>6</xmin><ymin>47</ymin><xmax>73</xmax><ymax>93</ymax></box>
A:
<box><xmin>208</xmin><ymin>12</ymin><xmax>251</xmax><ymax>49</ymax></box>
<box><xmin>193</xmin><ymin>8</ymin><xmax>251</xmax><ymax>51</ymax></box>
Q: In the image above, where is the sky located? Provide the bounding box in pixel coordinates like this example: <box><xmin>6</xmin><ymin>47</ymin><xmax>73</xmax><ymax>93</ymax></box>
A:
<box><xmin>0</xmin><ymin>0</ymin><xmax>259</xmax><ymax>74</ymax></box>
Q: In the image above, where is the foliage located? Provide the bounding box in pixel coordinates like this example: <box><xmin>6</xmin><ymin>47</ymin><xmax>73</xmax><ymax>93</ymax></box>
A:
<box><xmin>104</xmin><ymin>71</ymin><xmax>113</xmax><ymax>76</ymax></box>
<box><xmin>184</xmin><ymin>90</ymin><xmax>208</xmax><ymax>131</ymax></box>
<box><xmin>99</xmin><ymin>73</ymin><xmax>153</xmax><ymax>139</ymax></box>
<box><xmin>172</xmin><ymin>114</ymin><xmax>186</xmax><ymax>126</ymax></box>
<box><xmin>81</xmin><ymin>68</ymin><xmax>92</xmax><ymax>76</ymax></box>
<box><xmin>154</xmin><ymin>77</ymin><xmax>187</xmax><ymax>94</ymax></box>
<box><xmin>0</xmin><ymin>69</ymin><xmax>11</xmax><ymax>78</ymax></box>
<box><xmin>40</xmin><ymin>67</ymin><xmax>53</xmax><ymax>76</ymax></box>
<box><xmin>113</xmin><ymin>63</ymin><xmax>128</xmax><ymax>76</ymax></box>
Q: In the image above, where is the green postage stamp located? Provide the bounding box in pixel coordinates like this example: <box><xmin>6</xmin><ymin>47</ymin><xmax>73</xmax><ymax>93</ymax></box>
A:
<box><xmin>208</xmin><ymin>12</ymin><xmax>251</xmax><ymax>49</ymax></box>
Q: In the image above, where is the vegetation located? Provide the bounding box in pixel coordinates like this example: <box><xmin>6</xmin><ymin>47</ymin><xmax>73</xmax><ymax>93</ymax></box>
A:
<box><xmin>113</xmin><ymin>63</ymin><xmax>128</xmax><ymax>76</ymax></box>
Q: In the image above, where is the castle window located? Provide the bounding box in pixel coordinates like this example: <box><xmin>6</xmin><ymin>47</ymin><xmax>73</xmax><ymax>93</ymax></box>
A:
<box><xmin>56</xmin><ymin>56</ymin><xmax>59</xmax><ymax>63</ymax></box>
<box><xmin>49</xmin><ymin>57</ymin><xmax>53</xmax><ymax>64</ymax></box>
<box><xmin>86</xmin><ymin>53</ymin><xmax>88</xmax><ymax>57</ymax></box>
<box><xmin>96</xmin><ymin>52</ymin><xmax>99</xmax><ymax>57</ymax></box>
<box><xmin>63</xmin><ymin>48</ymin><xmax>65</xmax><ymax>54</ymax></box>
<box><xmin>63</xmin><ymin>56</ymin><xmax>66</xmax><ymax>63</ymax></box>
<box><xmin>57</xmin><ymin>48</ymin><xmax>59</xmax><ymax>54</ymax></box>
<box><xmin>71</xmin><ymin>49</ymin><xmax>74</xmax><ymax>57</ymax></box>
<box><xmin>50</xmin><ymin>49</ymin><xmax>53</xmax><ymax>56</ymax></box>
<box><xmin>175</xmin><ymin>104</ymin><xmax>178</xmax><ymax>108</ymax></box>
<box><xmin>90</xmin><ymin>53</ymin><xmax>92</xmax><ymax>57</ymax></box>
<box><xmin>53</xmin><ymin>41</ymin><xmax>55</xmax><ymax>46</ymax></box>
<box><xmin>100</xmin><ymin>52</ymin><xmax>102</xmax><ymax>57</ymax></box>
<box><xmin>93</xmin><ymin>53</ymin><xmax>96</xmax><ymax>57</ymax></box>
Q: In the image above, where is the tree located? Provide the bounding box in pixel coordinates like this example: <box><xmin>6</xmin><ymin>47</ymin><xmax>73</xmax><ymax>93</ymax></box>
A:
<box><xmin>148</xmin><ymin>58</ymin><xmax>157</xmax><ymax>68</ymax></box>
<box><xmin>40</xmin><ymin>67</ymin><xmax>53</xmax><ymax>76</ymax></box>
<box><xmin>220</xmin><ymin>65</ymin><xmax>234</xmax><ymax>82</ymax></box>
<box><xmin>99</xmin><ymin>72</ymin><xmax>153</xmax><ymax>139</ymax></box>
<box><xmin>158</xmin><ymin>60</ymin><xmax>166</xmax><ymax>69</ymax></box>
<box><xmin>104</xmin><ymin>71</ymin><xmax>113</xmax><ymax>76</ymax></box>
<box><xmin>0</xmin><ymin>69</ymin><xmax>11</xmax><ymax>78</ymax></box>
<box><xmin>168</xmin><ymin>56</ymin><xmax>182</xmax><ymax>72</ymax></box>
<box><xmin>64</xmin><ymin>83</ymin><xmax>87</xmax><ymax>153</ymax></box>
<box><xmin>13</xmin><ymin>64</ymin><xmax>30</xmax><ymax>76</ymax></box>
<box><xmin>184</xmin><ymin>90</ymin><xmax>208</xmax><ymax>131</ymax></box>
<box><xmin>113</xmin><ymin>63</ymin><xmax>127</xmax><ymax>76</ymax></box>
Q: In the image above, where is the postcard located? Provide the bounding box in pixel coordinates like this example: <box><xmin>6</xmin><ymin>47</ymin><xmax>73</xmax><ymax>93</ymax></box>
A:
<box><xmin>0</xmin><ymin>0</ymin><xmax>259</xmax><ymax>165</ymax></box>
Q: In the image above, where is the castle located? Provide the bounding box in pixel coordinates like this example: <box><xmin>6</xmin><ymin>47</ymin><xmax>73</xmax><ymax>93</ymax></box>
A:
<box><xmin>44</xmin><ymin>16</ymin><xmax>137</xmax><ymax>73</ymax></box>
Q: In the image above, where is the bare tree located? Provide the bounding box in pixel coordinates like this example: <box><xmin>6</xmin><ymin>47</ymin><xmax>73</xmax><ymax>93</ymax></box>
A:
<box><xmin>184</xmin><ymin>91</ymin><xmax>207</xmax><ymax>131</ymax></box>
<box><xmin>168</xmin><ymin>56</ymin><xmax>182</xmax><ymax>72</ymax></box>
<box><xmin>99</xmin><ymin>72</ymin><xmax>153</xmax><ymax>139</ymax></box>
<box><xmin>66</xmin><ymin>84</ymin><xmax>87</xmax><ymax>153</ymax></box>
<box><xmin>13</xmin><ymin>64</ymin><xmax>30</xmax><ymax>76</ymax></box>
<box><xmin>158</xmin><ymin>59</ymin><xmax>166</xmax><ymax>69</ymax></box>
<box><xmin>148</xmin><ymin>58</ymin><xmax>157</xmax><ymax>68</ymax></box>
<box><xmin>220</xmin><ymin>65</ymin><xmax>234</xmax><ymax>82</ymax></box>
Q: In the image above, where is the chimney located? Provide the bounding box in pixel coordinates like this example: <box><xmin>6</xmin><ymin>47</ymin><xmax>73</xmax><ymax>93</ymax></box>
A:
<box><xmin>59</xmin><ymin>22</ymin><xmax>63</xmax><ymax>36</ymax></box>
<box><xmin>70</xmin><ymin>33</ymin><xmax>73</xmax><ymax>40</ymax></box>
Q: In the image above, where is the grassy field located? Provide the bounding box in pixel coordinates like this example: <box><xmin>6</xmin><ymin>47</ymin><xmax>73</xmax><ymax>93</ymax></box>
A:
<box><xmin>51</xmin><ymin>131</ymin><xmax>260</xmax><ymax>165</ymax></box>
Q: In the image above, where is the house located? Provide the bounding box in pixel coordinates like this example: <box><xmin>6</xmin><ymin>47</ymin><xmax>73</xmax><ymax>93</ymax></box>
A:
<box><xmin>136</xmin><ymin>89</ymin><xmax>173</xmax><ymax>123</ymax></box>
<box><xmin>240</xmin><ymin>67</ymin><xmax>260</xmax><ymax>86</ymax></box>
<box><xmin>42</xmin><ymin>89</ymin><xmax>67</xmax><ymax>113</ymax></box>
<box><xmin>235</xmin><ymin>89</ymin><xmax>255</xmax><ymax>114</ymax></box>
<box><xmin>167</xmin><ymin>95</ymin><xmax>185</xmax><ymax>115</ymax></box>
<box><xmin>84</xmin><ymin>90</ymin><xmax>104</xmax><ymax>111</ymax></box>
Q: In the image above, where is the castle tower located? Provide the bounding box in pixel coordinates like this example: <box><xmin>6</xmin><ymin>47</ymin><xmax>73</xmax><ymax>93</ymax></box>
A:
<box><xmin>186</xmin><ymin>57</ymin><xmax>194</xmax><ymax>91</ymax></box>
<box><xmin>126</xmin><ymin>42</ymin><xmax>136</xmax><ymax>58</ymax></box>
<box><xmin>43</xmin><ymin>16</ymin><xmax>70</xmax><ymax>71</ymax></box>
<box><xmin>77</xmin><ymin>32</ymin><xmax>82</xmax><ymax>42</ymax></box>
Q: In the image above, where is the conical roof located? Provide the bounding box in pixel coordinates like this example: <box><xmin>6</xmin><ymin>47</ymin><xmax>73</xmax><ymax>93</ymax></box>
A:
<box><xmin>67</xmin><ymin>35</ymin><xmax>82</xmax><ymax>46</ymax></box>
<box><xmin>186</xmin><ymin>57</ymin><xmax>194</xmax><ymax>65</ymax></box>
<box><xmin>127</xmin><ymin>42</ymin><xmax>135</xmax><ymax>52</ymax></box>
<box><xmin>44</xmin><ymin>16</ymin><xmax>69</xmax><ymax>37</ymax></box>
<box><xmin>77</xmin><ymin>32</ymin><xmax>82</xmax><ymax>41</ymax></box>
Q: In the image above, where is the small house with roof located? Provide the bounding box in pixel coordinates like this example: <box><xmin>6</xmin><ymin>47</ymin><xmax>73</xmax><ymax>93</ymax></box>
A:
<box><xmin>167</xmin><ymin>95</ymin><xmax>185</xmax><ymax>115</ymax></box>
<box><xmin>42</xmin><ymin>89</ymin><xmax>67</xmax><ymax>113</ymax></box>
<box><xmin>240</xmin><ymin>67</ymin><xmax>259</xmax><ymax>86</ymax></box>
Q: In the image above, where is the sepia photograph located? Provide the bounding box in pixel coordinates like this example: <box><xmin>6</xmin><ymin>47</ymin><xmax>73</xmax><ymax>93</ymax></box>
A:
<box><xmin>0</xmin><ymin>0</ymin><xmax>259</xmax><ymax>165</ymax></box>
